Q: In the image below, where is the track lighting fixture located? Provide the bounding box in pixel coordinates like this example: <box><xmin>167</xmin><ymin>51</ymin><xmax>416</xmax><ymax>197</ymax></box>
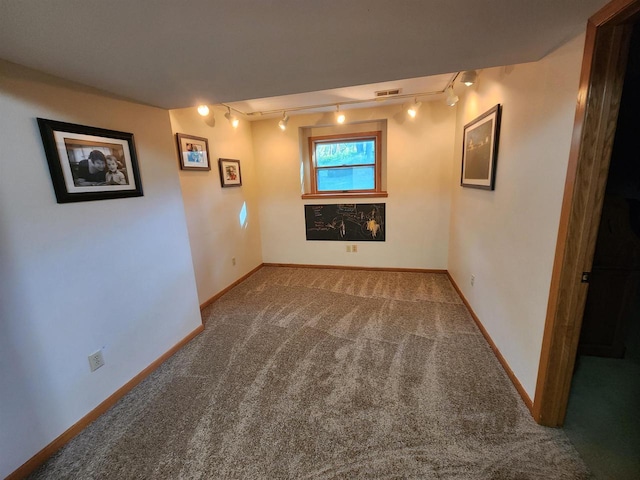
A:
<box><xmin>407</xmin><ymin>99</ymin><xmax>422</xmax><ymax>118</ymax></box>
<box><xmin>211</xmin><ymin>71</ymin><xmax>469</xmax><ymax>121</ymax></box>
<box><xmin>197</xmin><ymin>105</ymin><xmax>210</xmax><ymax>116</ymax></box>
<box><xmin>445</xmin><ymin>86</ymin><xmax>459</xmax><ymax>107</ymax></box>
<box><xmin>461</xmin><ymin>70</ymin><xmax>478</xmax><ymax>87</ymax></box>
<box><xmin>335</xmin><ymin>105</ymin><xmax>345</xmax><ymax>124</ymax></box>
<box><xmin>225</xmin><ymin>106</ymin><xmax>239</xmax><ymax>128</ymax></box>
<box><xmin>278</xmin><ymin>112</ymin><xmax>289</xmax><ymax>131</ymax></box>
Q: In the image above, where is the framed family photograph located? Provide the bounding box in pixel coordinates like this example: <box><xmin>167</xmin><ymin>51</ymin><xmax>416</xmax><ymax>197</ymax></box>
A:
<box><xmin>37</xmin><ymin>118</ymin><xmax>143</xmax><ymax>203</ymax></box>
<box><xmin>218</xmin><ymin>158</ymin><xmax>242</xmax><ymax>187</ymax></box>
<box><xmin>176</xmin><ymin>133</ymin><xmax>211</xmax><ymax>170</ymax></box>
<box><xmin>461</xmin><ymin>104</ymin><xmax>502</xmax><ymax>190</ymax></box>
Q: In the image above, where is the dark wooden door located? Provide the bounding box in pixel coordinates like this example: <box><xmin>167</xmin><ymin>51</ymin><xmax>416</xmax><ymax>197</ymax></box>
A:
<box><xmin>578</xmin><ymin>197</ymin><xmax>640</xmax><ymax>357</ymax></box>
<box><xmin>578</xmin><ymin>25</ymin><xmax>640</xmax><ymax>358</ymax></box>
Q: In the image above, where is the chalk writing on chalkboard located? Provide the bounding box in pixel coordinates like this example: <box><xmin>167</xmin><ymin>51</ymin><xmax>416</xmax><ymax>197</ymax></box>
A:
<box><xmin>304</xmin><ymin>203</ymin><xmax>385</xmax><ymax>241</ymax></box>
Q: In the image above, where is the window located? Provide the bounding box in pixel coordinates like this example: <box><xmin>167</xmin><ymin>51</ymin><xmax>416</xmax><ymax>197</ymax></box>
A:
<box><xmin>306</xmin><ymin>131</ymin><xmax>385</xmax><ymax>197</ymax></box>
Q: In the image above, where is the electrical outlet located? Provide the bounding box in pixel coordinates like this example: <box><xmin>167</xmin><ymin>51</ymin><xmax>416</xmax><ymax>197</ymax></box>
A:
<box><xmin>88</xmin><ymin>350</ymin><xmax>105</xmax><ymax>372</ymax></box>
<box><xmin>346</xmin><ymin>245</ymin><xmax>352</xmax><ymax>253</ymax></box>
<box><xmin>352</xmin><ymin>245</ymin><xmax>358</xmax><ymax>253</ymax></box>
<box><xmin>232</xmin><ymin>257</ymin><xmax>236</xmax><ymax>266</ymax></box>
<box><xmin>470</xmin><ymin>274</ymin><xmax>475</xmax><ymax>286</ymax></box>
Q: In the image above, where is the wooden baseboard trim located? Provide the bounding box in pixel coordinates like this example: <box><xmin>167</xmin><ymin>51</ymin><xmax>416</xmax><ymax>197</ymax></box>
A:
<box><xmin>262</xmin><ymin>262</ymin><xmax>448</xmax><ymax>274</ymax></box>
<box><xmin>9</xmin><ymin>266</ymin><xmax>530</xmax><ymax>479</ymax></box>
<box><xmin>6</xmin><ymin>324</ymin><xmax>204</xmax><ymax>480</ymax></box>
<box><xmin>199</xmin><ymin>264</ymin><xmax>264</xmax><ymax>311</ymax></box>
<box><xmin>446</xmin><ymin>272</ymin><xmax>534</xmax><ymax>414</ymax></box>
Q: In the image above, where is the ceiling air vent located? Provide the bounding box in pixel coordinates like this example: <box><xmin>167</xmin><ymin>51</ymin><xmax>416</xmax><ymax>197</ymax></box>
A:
<box><xmin>374</xmin><ymin>89</ymin><xmax>401</xmax><ymax>98</ymax></box>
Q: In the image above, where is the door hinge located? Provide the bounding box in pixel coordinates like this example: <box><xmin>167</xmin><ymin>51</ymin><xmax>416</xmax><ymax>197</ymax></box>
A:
<box><xmin>581</xmin><ymin>272</ymin><xmax>590</xmax><ymax>283</ymax></box>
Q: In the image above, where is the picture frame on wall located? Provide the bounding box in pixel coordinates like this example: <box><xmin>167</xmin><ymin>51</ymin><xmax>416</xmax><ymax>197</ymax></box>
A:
<box><xmin>461</xmin><ymin>104</ymin><xmax>502</xmax><ymax>190</ymax></box>
<box><xmin>176</xmin><ymin>133</ymin><xmax>211</xmax><ymax>170</ymax></box>
<box><xmin>218</xmin><ymin>158</ymin><xmax>242</xmax><ymax>187</ymax></box>
<box><xmin>37</xmin><ymin>118</ymin><xmax>144</xmax><ymax>203</ymax></box>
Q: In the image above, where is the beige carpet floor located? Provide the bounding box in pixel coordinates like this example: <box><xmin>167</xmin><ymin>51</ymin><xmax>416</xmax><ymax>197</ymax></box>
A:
<box><xmin>29</xmin><ymin>267</ymin><xmax>592</xmax><ymax>479</ymax></box>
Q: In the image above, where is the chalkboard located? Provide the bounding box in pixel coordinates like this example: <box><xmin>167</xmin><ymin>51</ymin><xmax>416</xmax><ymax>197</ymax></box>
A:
<box><xmin>304</xmin><ymin>203</ymin><xmax>385</xmax><ymax>241</ymax></box>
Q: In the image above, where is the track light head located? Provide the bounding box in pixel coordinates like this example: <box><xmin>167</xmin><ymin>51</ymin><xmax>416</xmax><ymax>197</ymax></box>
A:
<box><xmin>197</xmin><ymin>105</ymin><xmax>210</xmax><ymax>116</ymax></box>
<box><xmin>461</xmin><ymin>70</ymin><xmax>478</xmax><ymax>87</ymax></box>
<box><xmin>407</xmin><ymin>99</ymin><xmax>422</xmax><ymax>118</ymax></box>
<box><xmin>335</xmin><ymin>105</ymin><xmax>346</xmax><ymax>124</ymax></box>
<box><xmin>278</xmin><ymin>112</ymin><xmax>289</xmax><ymax>131</ymax></box>
<box><xmin>225</xmin><ymin>107</ymin><xmax>239</xmax><ymax>128</ymax></box>
<box><xmin>445</xmin><ymin>86</ymin><xmax>459</xmax><ymax>107</ymax></box>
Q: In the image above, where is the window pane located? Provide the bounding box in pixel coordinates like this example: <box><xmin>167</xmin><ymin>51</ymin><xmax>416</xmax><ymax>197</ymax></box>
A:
<box><xmin>316</xmin><ymin>139</ymin><xmax>375</xmax><ymax>167</ymax></box>
<box><xmin>317</xmin><ymin>166</ymin><xmax>375</xmax><ymax>191</ymax></box>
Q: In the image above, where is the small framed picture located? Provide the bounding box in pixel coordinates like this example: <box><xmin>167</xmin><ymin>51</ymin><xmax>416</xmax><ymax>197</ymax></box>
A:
<box><xmin>218</xmin><ymin>158</ymin><xmax>242</xmax><ymax>187</ymax></box>
<box><xmin>176</xmin><ymin>133</ymin><xmax>211</xmax><ymax>170</ymax></box>
<box><xmin>37</xmin><ymin>118</ymin><xmax>143</xmax><ymax>203</ymax></box>
<box><xmin>461</xmin><ymin>104</ymin><xmax>502</xmax><ymax>190</ymax></box>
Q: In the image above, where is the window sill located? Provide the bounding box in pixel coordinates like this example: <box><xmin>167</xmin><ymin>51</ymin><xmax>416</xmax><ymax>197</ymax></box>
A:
<box><xmin>301</xmin><ymin>191</ymin><xmax>388</xmax><ymax>200</ymax></box>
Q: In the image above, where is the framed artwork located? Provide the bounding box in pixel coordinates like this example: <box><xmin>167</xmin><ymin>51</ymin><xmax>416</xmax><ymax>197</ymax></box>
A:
<box><xmin>176</xmin><ymin>133</ymin><xmax>211</xmax><ymax>170</ymax></box>
<box><xmin>37</xmin><ymin>118</ymin><xmax>143</xmax><ymax>203</ymax></box>
<box><xmin>461</xmin><ymin>104</ymin><xmax>502</xmax><ymax>190</ymax></box>
<box><xmin>218</xmin><ymin>158</ymin><xmax>242</xmax><ymax>187</ymax></box>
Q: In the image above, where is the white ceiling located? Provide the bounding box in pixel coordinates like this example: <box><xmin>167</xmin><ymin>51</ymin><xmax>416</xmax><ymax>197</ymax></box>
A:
<box><xmin>229</xmin><ymin>72</ymin><xmax>457</xmax><ymax>118</ymax></box>
<box><xmin>0</xmin><ymin>0</ymin><xmax>609</xmax><ymax>115</ymax></box>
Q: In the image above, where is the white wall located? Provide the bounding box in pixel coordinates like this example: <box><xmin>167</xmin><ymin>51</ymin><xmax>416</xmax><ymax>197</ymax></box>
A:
<box><xmin>253</xmin><ymin>103</ymin><xmax>456</xmax><ymax>268</ymax></box>
<box><xmin>169</xmin><ymin>107</ymin><xmax>263</xmax><ymax>305</ymax></box>
<box><xmin>0</xmin><ymin>30</ymin><xmax>589</xmax><ymax>477</ymax></box>
<box><xmin>448</xmin><ymin>33</ymin><xmax>586</xmax><ymax>398</ymax></box>
<box><xmin>0</xmin><ymin>61</ymin><xmax>202</xmax><ymax>478</ymax></box>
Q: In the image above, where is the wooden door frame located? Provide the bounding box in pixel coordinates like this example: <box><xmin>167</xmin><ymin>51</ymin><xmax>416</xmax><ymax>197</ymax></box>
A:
<box><xmin>533</xmin><ymin>0</ymin><xmax>640</xmax><ymax>427</ymax></box>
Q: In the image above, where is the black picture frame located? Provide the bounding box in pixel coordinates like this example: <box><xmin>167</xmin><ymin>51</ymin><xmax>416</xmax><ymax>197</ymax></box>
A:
<box><xmin>176</xmin><ymin>133</ymin><xmax>211</xmax><ymax>170</ymax></box>
<box><xmin>218</xmin><ymin>158</ymin><xmax>242</xmax><ymax>187</ymax></box>
<box><xmin>461</xmin><ymin>104</ymin><xmax>502</xmax><ymax>190</ymax></box>
<box><xmin>37</xmin><ymin>118</ymin><xmax>143</xmax><ymax>203</ymax></box>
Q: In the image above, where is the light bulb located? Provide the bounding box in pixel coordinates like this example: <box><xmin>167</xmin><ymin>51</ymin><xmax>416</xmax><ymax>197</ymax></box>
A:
<box><xmin>335</xmin><ymin>105</ymin><xmax>345</xmax><ymax>124</ymax></box>
<box><xmin>407</xmin><ymin>100</ymin><xmax>422</xmax><ymax>118</ymax></box>
<box><xmin>278</xmin><ymin>113</ymin><xmax>289</xmax><ymax>131</ymax></box>
<box><xmin>461</xmin><ymin>70</ymin><xmax>478</xmax><ymax>87</ymax></box>
<box><xmin>445</xmin><ymin>87</ymin><xmax>459</xmax><ymax>107</ymax></box>
<box><xmin>225</xmin><ymin>108</ymin><xmax>239</xmax><ymax>128</ymax></box>
<box><xmin>197</xmin><ymin>105</ymin><xmax>210</xmax><ymax>116</ymax></box>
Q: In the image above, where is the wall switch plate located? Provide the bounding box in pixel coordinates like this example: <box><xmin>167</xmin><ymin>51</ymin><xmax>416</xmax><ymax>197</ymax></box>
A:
<box><xmin>470</xmin><ymin>275</ymin><xmax>475</xmax><ymax>286</ymax></box>
<box><xmin>88</xmin><ymin>350</ymin><xmax>105</xmax><ymax>372</ymax></box>
<box><xmin>346</xmin><ymin>245</ymin><xmax>352</xmax><ymax>252</ymax></box>
<box><xmin>232</xmin><ymin>257</ymin><xmax>236</xmax><ymax>266</ymax></box>
<box><xmin>352</xmin><ymin>245</ymin><xmax>358</xmax><ymax>253</ymax></box>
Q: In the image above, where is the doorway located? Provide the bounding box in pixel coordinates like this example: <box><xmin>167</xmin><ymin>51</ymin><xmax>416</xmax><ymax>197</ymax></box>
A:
<box><xmin>562</xmin><ymin>21</ymin><xmax>640</xmax><ymax>479</ymax></box>
<box><xmin>534</xmin><ymin>0</ymin><xmax>640</xmax><ymax>429</ymax></box>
